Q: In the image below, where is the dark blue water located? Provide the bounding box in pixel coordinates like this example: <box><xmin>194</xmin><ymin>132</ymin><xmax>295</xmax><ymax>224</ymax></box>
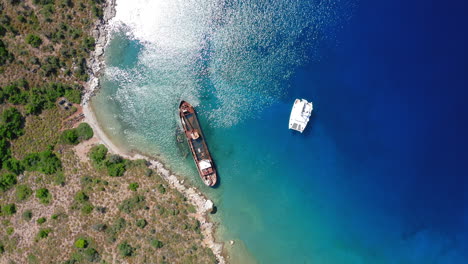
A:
<box><xmin>284</xmin><ymin>0</ymin><xmax>468</xmax><ymax>262</ymax></box>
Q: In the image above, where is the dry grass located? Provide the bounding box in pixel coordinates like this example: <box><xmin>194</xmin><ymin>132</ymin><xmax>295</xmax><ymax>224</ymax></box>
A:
<box><xmin>1</xmin><ymin>138</ymin><xmax>217</xmax><ymax>263</ymax></box>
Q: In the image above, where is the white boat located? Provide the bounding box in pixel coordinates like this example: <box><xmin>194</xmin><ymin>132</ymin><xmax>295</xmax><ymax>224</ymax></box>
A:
<box><xmin>288</xmin><ymin>99</ymin><xmax>313</xmax><ymax>133</ymax></box>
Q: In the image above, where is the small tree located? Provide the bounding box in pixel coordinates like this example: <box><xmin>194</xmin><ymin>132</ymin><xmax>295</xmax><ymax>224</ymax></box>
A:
<box><xmin>64</xmin><ymin>89</ymin><xmax>81</xmax><ymax>104</ymax></box>
<box><xmin>128</xmin><ymin>182</ymin><xmax>139</xmax><ymax>191</ymax></box>
<box><xmin>74</xmin><ymin>238</ymin><xmax>88</xmax><ymax>248</ymax></box>
<box><xmin>89</xmin><ymin>144</ymin><xmax>107</xmax><ymax>167</ymax></box>
<box><xmin>0</xmin><ymin>173</ymin><xmax>17</xmax><ymax>192</ymax></box>
<box><xmin>25</xmin><ymin>34</ymin><xmax>43</xmax><ymax>48</ymax></box>
<box><xmin>118</xmin><ymin>242</ymin><xmax>134</xmax><ymax>257</ymax></box>
<box><xmin>37</xmin><ymin>228</ymin><xmax>51</xmax><ymax>239</ymax></box>
<box><xmin>74</xmin><ymin>191</ymin><xmax>89</xmax><ymax>203</ymax></box>
<box><xmin>136</xmin><ymin>219</ymin><xmax>147</xmax><ymax>229</ymax></box>
<box><xmin>150</xmin><ymin>239</ymin><xmax>163</xmax><ymax>249</ymax></box>
<box><xmin>36</xmin><ymin>188</ymin><xmax>51</xmax><ymax>204</ymax></box>
<box><xmin>2</xmin><ymin>203</ymin><xmax>16</xmax><ymax>215</ymax></box>
<box><xmin>76</xmin><ymin>123</ymin><xmax>93</xmax><ymax>141</ymax></box>
<box><xmin>107</xmin><ymin>163</ymin><xmax>125</xmax><ymax>177</ymax></box>
<box><xmin>22</xmin><ymin>210</ymin><xmax>33</xmax><ymax>221</ymax></box>
<box><xmin>61</xmin><ymin>129</ymin><xmax>78</xmax><ymax>144</ymax></box>
<box><xmin>16</xmin><ymin>184</ymin><xmax>32</xmax><ymax>201</ymax></box>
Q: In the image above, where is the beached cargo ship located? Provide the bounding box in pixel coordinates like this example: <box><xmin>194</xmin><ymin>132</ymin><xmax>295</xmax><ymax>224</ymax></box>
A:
<box><xmin>179</xmin><ymin>101</ymin><xmax>217</xmax><ymax>187</ymax></box>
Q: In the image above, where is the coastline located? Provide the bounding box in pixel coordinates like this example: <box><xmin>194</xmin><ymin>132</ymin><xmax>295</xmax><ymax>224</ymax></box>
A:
<box><xmin>82</xmin><ymin>1</ymin><xmax>226</xmax><ymax>263</ymax></box>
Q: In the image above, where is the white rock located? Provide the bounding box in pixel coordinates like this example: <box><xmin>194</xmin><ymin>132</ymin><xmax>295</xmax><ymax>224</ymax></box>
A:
<box><xmin>204</xmin><ymin>200</ymin><xmax>214</xmax><ymax>212</ymax></box>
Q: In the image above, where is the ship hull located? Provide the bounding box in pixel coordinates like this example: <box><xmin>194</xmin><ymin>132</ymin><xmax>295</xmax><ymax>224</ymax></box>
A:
<box><xmin>179</xmin><ymin>101</ymin><xmax>217</xmax><ymax>187</ymax></box>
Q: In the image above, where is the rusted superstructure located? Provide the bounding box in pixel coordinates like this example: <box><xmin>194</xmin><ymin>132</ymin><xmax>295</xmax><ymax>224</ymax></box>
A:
<box><xmin>179</xmin><ymin>101</ymin><xmax>217</xmax><ymax>187</ymax></box>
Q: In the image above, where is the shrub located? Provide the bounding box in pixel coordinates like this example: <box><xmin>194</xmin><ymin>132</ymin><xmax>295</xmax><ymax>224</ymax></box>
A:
<box><xmin>61</xmin><ymin>129</ymin><xmax>78</xmax><ymax>144</ymax></box>
<box><xmin>128</xmin><ymin>182</ymin><xmax>139</xmax><ymax>192</ymax></box>
<box><xmin>118</xmin><ymin>242</ymin><xmax>134</xmax><ymax>257</ymax></box>
<box><xmin>0</xmin><ymin>173</ymin><xmax>17</xmax><ymax>192</ymax></box>
<box><xmin>37</xmin><ymin>217</ymin><xmax>46</xmax><ymax>224</ymax></box>
<box><xmin>22</xmin><ymin>210</ymin><xmax>33</xmax><ymax>221</ymax></box>
<box><xmin>107</xmin><ymin>163</ymin><xmax>125</xmax><ymax>177</ymax></box>
<box><xmin>2</xmin><ymin>203</ymin><xmax>16</xmax><ymax>215</ymax></box>
<box><xmin>37</xmin><ymin>228</ymin><xmax>51</xmax><ymax>239</ymax></box>
<box><xmin>0</xmin><ymin>107</ymin><xmax>24</xmax><ymax>139</ymax></box>
<box><xmin>157</xmin><ymin>184</ymin><xmax>166</xmax><ymax>194</ymax></box>
<box><xmin>92</xmin><ymin>223</ymin><xmax>106</xmax><ymax>232</ymax></box>
<box><xmin>75</xmin><ymin>191</ymin><xmax>89</xmax><ymax>203</ymax></box>
<box><xmin>54</xmin><ymin>172</ymin><xmax>66</xmax><ymax>186</ymax></box>
<box><xmin>150</xmin><ymin>239</ymin><xmax>163</xmax><ymax>249</ymax></box>
<box><xmin>22</xmin><ymin>149</ymin><xmax>62</xmax><ymax>174</ymax></box>
<box><xmin>25</xmin><ymin>34</ymin><xmax>42</xmax><ymax>48</ymax></box>
<box><xmin>89</xmin><ymin>145</ymin><xmax>107</xmax><ymax>166</ymax></box>
<box><xmin>76</xmin><ymin>123</ymin><xmax>93</xmax><ymax>141</ymax></box>
<box><xmin>118</xmin><ymin>195</ymin><xmax>145</xmax><ymax>214</ymax></box>
<box><xmin>83</xmin><ymin>37</ymin><xmax>95</xmax><ymax>51</ymax></box>
<box><xmin>0</xmin><ymin>242</ymin><xmax>4</xmax><ymax>254</ymax></box>
<box><xmin>83</xmin><ymin>247</ymin><xmax>100</xmax><ymax>262</ymax></box>
<box><xmin>81</xmin><ymin>203</ymin><xmax>94</xmax><ymax>214</ymax></box>
<box><xmin>3</xmin><ymin>158</ymin><xmax>24</xmax><ymax>175</ymax></box>
<box><xmin>0</xmin><ymin>139</ymin><xmax>10</xmax><ymax>166</ymax></box>
<box><xmin>136</xmin><ymin>219</ymin><xmax>147</xmax><ymax>229</ymax></box>
<box><xmin>16</xmin><ymin>184</ymin><xmax>33</xmax><ymax>201</ymax></box>
<box><xmin>36</xmin><ymin>188</ymin><xmax>51</xmax><ymax>204</ymax></box>
<box><xmin>0</xmin><ymin>40</ymin><xmax>13</xmax><ymax>66</ymax></box>
<box><xmin>64</xmin><ymin>89</ymin><xmax>81</xmax><ymax>104</ymax></box>
<box><xmin>74</xmin><ymin>238</ymin><xmax>88</xmax><ymax>248</ymax></box>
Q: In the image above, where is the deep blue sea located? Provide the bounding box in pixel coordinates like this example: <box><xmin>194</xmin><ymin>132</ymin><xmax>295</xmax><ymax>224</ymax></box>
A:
<box><xmin>91</xmin><ymin>0</ymin><xmax>468</xmax><ymax>263</ymax></box>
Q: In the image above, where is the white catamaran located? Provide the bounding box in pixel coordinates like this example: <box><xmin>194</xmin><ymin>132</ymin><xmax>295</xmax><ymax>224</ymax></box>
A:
<box><xmin>289</xmin><ymin>99</ymin><xmax>313</xmax><ymax>133</ymax></box>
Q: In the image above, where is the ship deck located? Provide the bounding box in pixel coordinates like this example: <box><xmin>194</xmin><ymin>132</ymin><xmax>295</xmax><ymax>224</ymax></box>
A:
<box><xmin>182</xmin><ymin>112</ymin><xmax>210</xmax><ymax>162</ymax></box>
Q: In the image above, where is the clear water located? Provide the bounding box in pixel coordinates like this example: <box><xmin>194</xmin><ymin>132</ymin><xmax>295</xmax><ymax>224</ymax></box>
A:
<box><xmin>91</xmin><ymin>0</ymin><xmax>468</xmax><ymax>263</ymax></box>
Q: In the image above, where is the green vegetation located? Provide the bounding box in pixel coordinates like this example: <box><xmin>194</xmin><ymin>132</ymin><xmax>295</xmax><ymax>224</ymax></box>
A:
<box><xmin>0</xmin><ymin>242</ymin><xmax>4</xmax><ymax>254</ymax></box>
<box><xmin>22</xmin><ymin>148</ymin><xmax>61</xmax><ymax>174</ymax></box>
<box><xmin>60</xmin><ymin>129</ymin><xmax>78</xmax><ymax>144</ymax></box>
<box><xmin>0</xmin><ymin>173</ymin><xmax>16</xmax><ymax>192</ymax></box>
<box><xmin>0</xmin><ymin>40</ymin><xmax>13</xmax><ymax>65</ymax></box>
<box><xmin>37</xmin><ymin>228</ymin><xmax>51</xmax><ymax>239</ymax></box>
<box><xmin>158</xmin><ymin>184</ymin><xmax>166</xmax><ymax>194</ymax></box>
<box><xmin>6</xmin><ymin>227</ymin><xmax>14</xmax><ymax>235</ymax></box>
<box><xmin>0</xmin><ymin>107</ymin><xmax>24</xmax><ymax>140</ymax></box>
<box><xmin>16</xmin><ymin>184</ymin><xmax>33</xmax><ymax>201</ymax></box>
<box><xmin>37</xmin><ymin>217</ymin><xmax>46</xmax><ymax>224</ymax></box>
<box><xmin>61</xmin><ymin>122</ymin><xmax>93</xmax><ymax>144</ymax></box>
<box><xmin>22</xmin><ymin>210</ymin><xmax>33</xmax><ymax>221</ymax></box>
<box><xmin>36</xmin><ymin>188</ymin><xmax>51</xmax><ymax>204</ymax></box>
<box><xmin>128</xmin><ymin>182</ymin><xmax>139</xmax><ymax>191</ymax></box>
<box><xmin>88</xmin><ymin>145</ymin><xmax>127</xmax><ymax>176</ymax></box>
<box><xmin>1</xmin><ymin>203</ymin><xmax>16</xmax><ymax>216</ymax></box>
<box><xmin>118</xmin><ymin>242</ymin><xmax>135</xmax><ymax>257</ymax></box>
<box><xmin>89</xmin><ymin>144</ymin><xmax>107</xmax><ymax>167</ymax></box>
<box><xmin>136</xmin><ymin>219</ymin><xmax>147</xmax><ymax>229</ymax></box>
<box><xmin>75</xmin><ymin>238</ymin><xmax>88</xmax><ymax>248</ymax></box>
<box><xmin>118</xmin><ymin>195</ymin><xmax>146</xmax><ymax>214</ymax></box>
<box><xmin>151</xmin><ymin>239</ymin><xmax>163</xmax><ymax>249</ymax></box>
<box><xmin>74</xmin><ymin>191</ymin><xmax>89</xmax><ymax>203</ymax></box>
<box><xmin>81</xmin><ymin>203</ymin><xmax>94</xmax><ymax>214</ymax></box>
<box><xmin>25</xmin><ymin>34</ymin><xmax>43</xmax><ymax>48</ymax></box>
<box><xmin>106</xmin><ymin>154</ymin><xmax>126</xmax><ymax>177</ymax></box>
<box><xmin>64</xmin><ymin>88</ymin><xmax>81</xmax><ymax>104</ymax></box>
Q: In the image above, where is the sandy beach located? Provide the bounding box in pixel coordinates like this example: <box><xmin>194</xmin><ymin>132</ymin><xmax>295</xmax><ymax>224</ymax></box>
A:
<box><xmin>81</xmin><ymin>0</ymin><xmax>226</xmax><ymax>262</ymax></box>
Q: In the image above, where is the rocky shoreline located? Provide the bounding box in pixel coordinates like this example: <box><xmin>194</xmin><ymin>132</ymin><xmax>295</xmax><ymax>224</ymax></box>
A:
<box><xmin>82</xmin><ymin>0</ymin><xmax>226</xmax><ymax>263</ymax></box>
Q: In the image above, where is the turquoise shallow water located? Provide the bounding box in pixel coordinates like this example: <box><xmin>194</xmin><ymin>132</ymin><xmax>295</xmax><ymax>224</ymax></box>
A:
<box><xmin>91</xmin><ymin>0</ymin><xmax>468</xmax><ymax>263</ymax></box>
